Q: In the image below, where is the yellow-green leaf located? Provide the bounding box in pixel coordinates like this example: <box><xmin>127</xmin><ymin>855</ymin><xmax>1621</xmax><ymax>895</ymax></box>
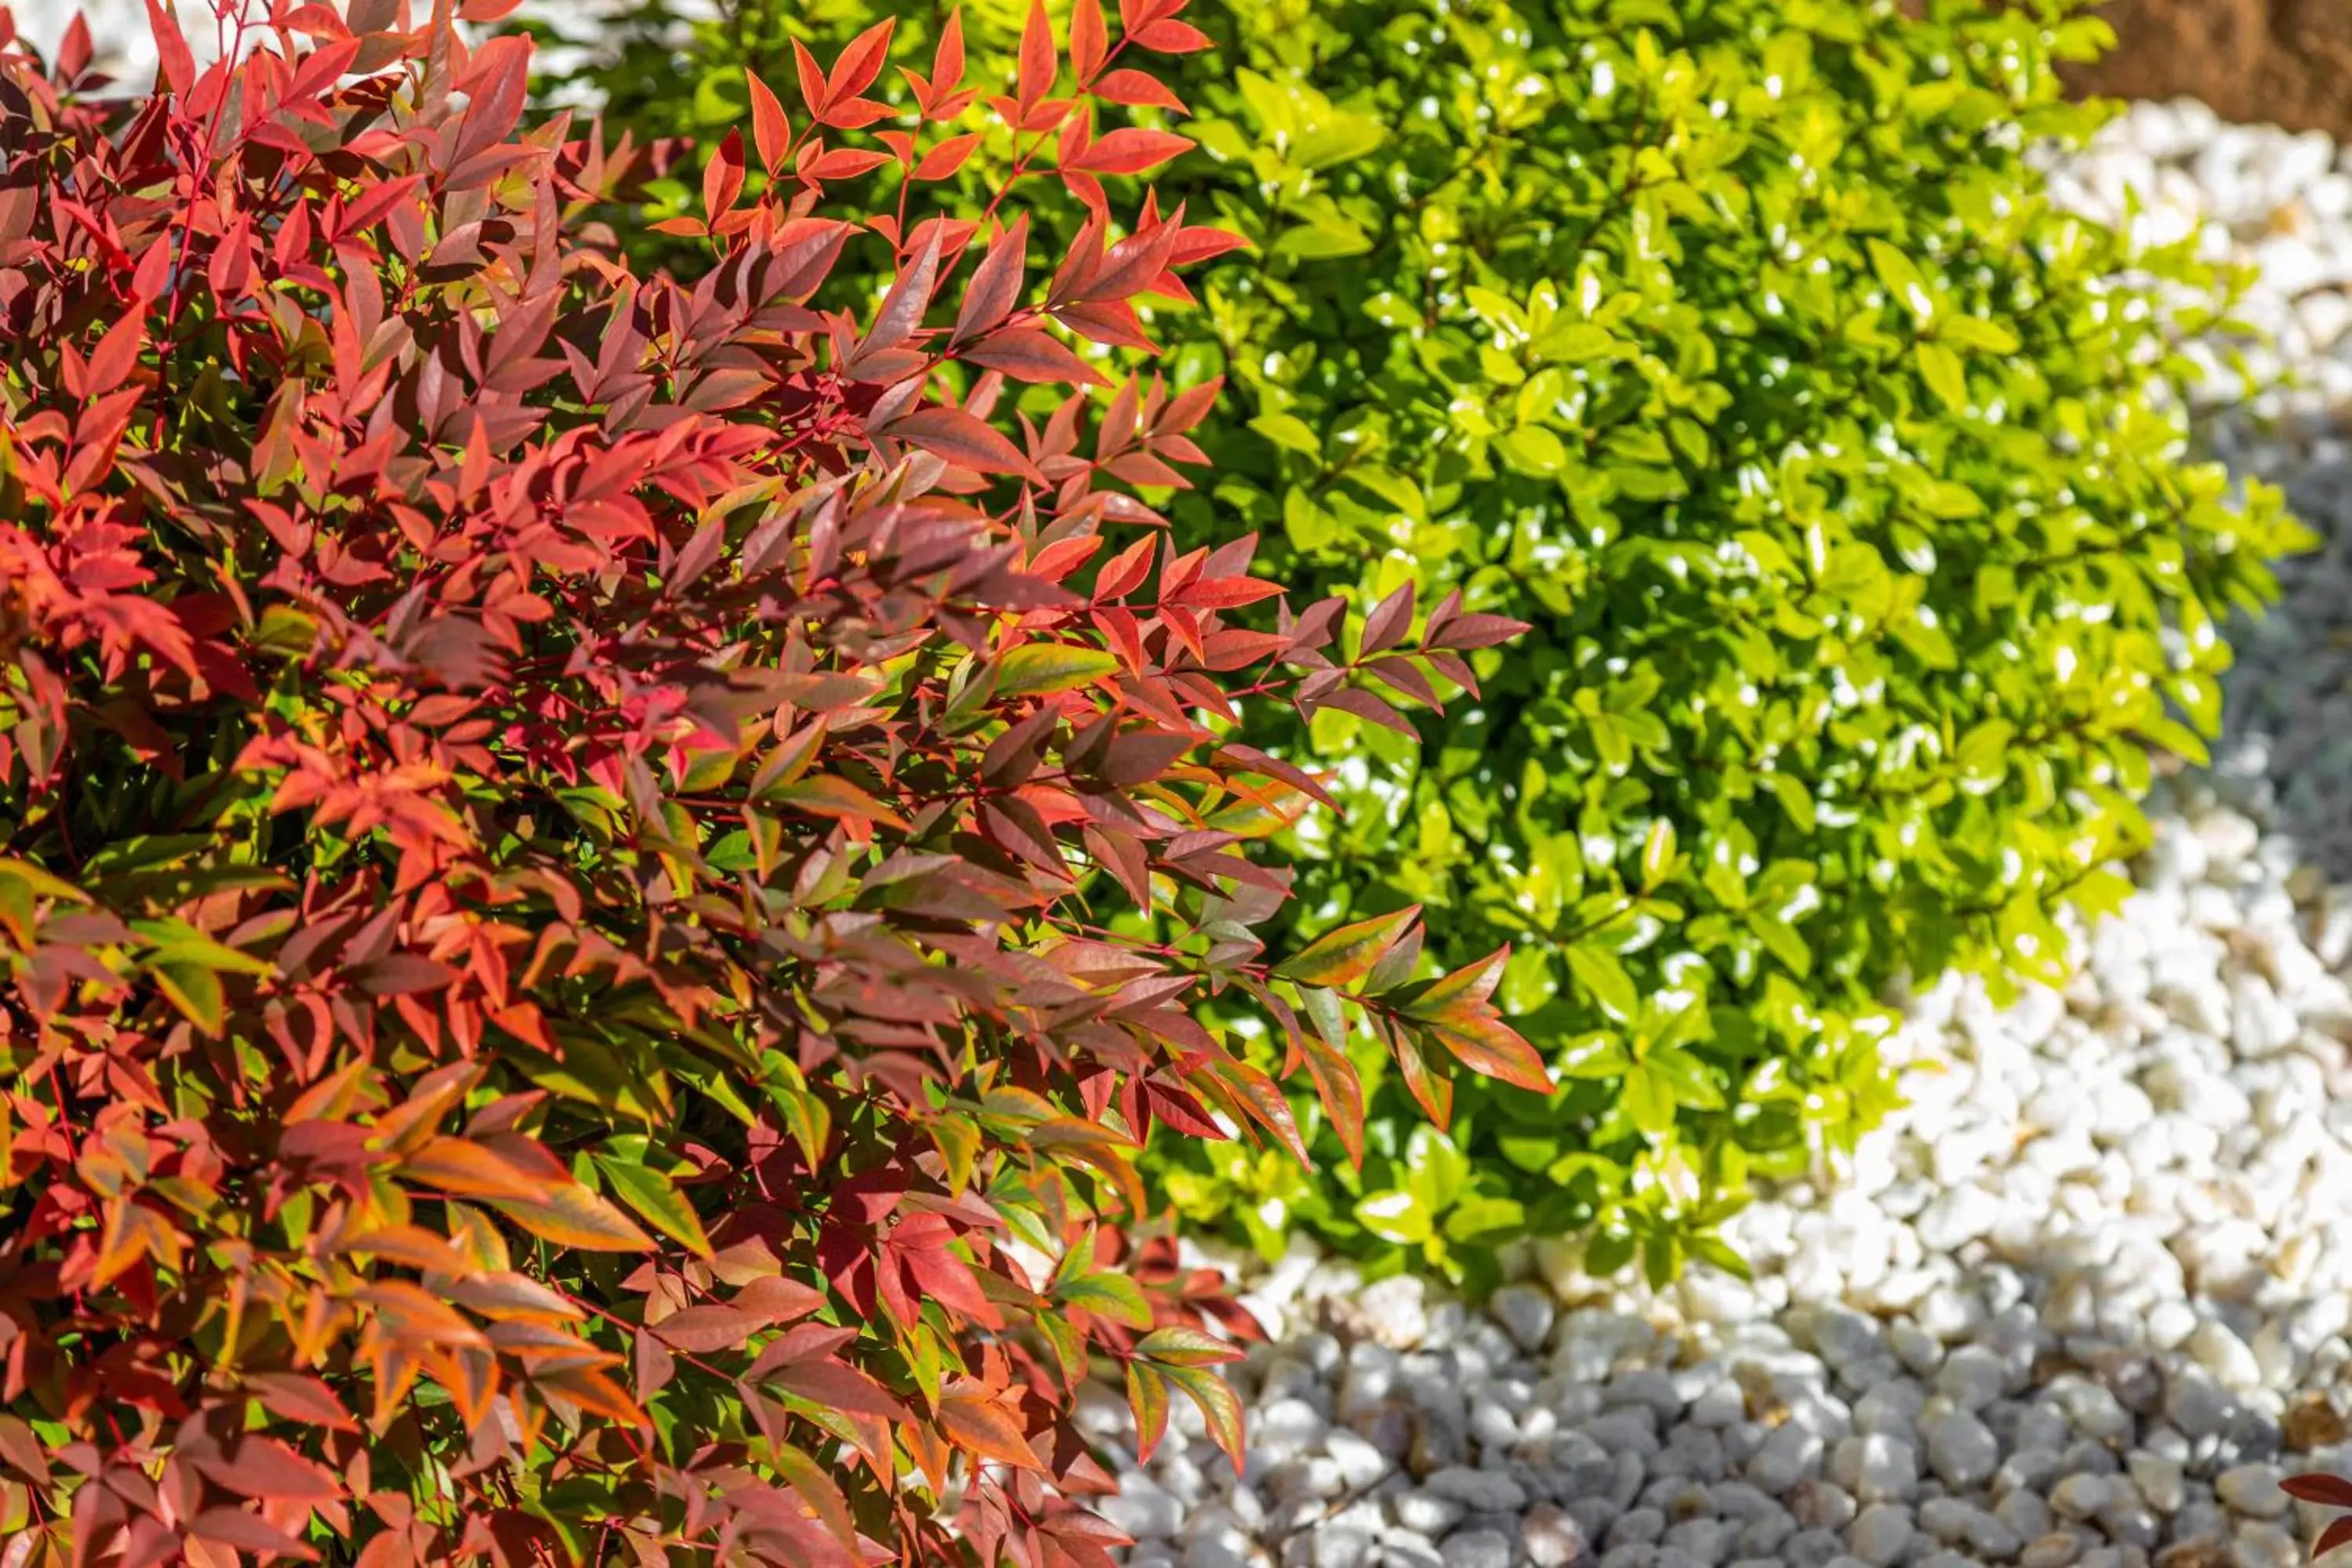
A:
<box><xmin>996</xmin><ymin>644</ymin><xmax>1122</xmax><ymax>698</ymax></box>
<box><xmin>592</xmin><ymin>1156</ymin><xmax>713</xmax><ymax>1258</ymax></box>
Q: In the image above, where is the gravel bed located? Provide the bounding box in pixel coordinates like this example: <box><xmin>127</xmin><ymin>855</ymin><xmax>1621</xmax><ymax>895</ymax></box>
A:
<box><xmin>2047</xmin><ymin>101</ymin><xmax>2352</xmax><ymax>878</ymax></box>
<box><xmin>1093</xmin><ymin>103</ymin><xmax>2352</xmax><ymax>1568</ymax></box>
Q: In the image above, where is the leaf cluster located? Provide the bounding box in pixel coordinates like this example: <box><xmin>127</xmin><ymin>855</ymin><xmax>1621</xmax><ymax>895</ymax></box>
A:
<box><xmin>0</xmin><ymin>2</ymin><xmax>1534</xmax><ymax>1562</ymax></box>
<box><xmin>562</xmin><ymin>0</ymin><xmax>2310</xmax><ymax>1293</ymax></box>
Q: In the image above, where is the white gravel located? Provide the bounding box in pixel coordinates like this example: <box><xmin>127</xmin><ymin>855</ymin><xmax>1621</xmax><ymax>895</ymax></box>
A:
<box><xmin>2049</xmin><ymin>100</ymin><xmax>2352</xmax><ymax>879</ymax></box>
<box><xmin>1096</xmin><ymin>107</ymin><xmax>2352</xmax><ymax>1568</ymax></box>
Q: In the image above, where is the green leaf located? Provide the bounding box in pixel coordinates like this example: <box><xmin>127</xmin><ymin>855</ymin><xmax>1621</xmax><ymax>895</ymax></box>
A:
<box><xmin>1353</xmin><ymin>1188</ymin><xmax>1432</xmax><ymax>1243</ymax></box>
<box><xmin>1405</xmin><ymin>1123</ymin><xmax>1468</xmax><ymax>1210</ymax></box>
<box><xmin>1639</xmin><ymin>818</ymin><xmax>1676</xmax><ymax>889</ymax></box>
<box><xmin>1249</xmin><ymin>412</ymin><xmax>1323</xmax><ymax>459</ymax></box>
<box><xmin>1531</xmin><ymin>322</ymin><xmax>1617</xmax><ymax>363</ymax></box>
<box><xmin>1867</xmin><ymin>238</ymin><xmax>1933</xmax><ymax>319</ymax></box>
<box><xmin>1916</xmin><ymin>340</ymin><xmax>1968</xmax><ymax>412</ymax></box>
<box><xmin>593</xmin><ymin>1156</ymin><xmax>713</xmax><ymax>1258</ymax></box>
<box><xmin>1058</xmin><ymin>1271</ymin><xmax>1154</xmax><ymax>1329</ymax></box>
<box><xmin>1956</xmin><ymin>717</ymin><xmax>2015</xmax><ymax>789</ymax></box>
<box><xmin>152</xmin><ymin>959</ymin><xmax>226</xmax><ymax>1036</ymax></box>
<box><xmin>997</xmin><ymin>645</ymin><xmax>1123</xmax><ymax>697</ymax></box>
<box><xmin>1622</xmin><ymin>1062</ymin><xmax>1676</xmax><ymax>1136</ymax></box>
<box><xmin>1494</xmin><ymin>425</ymin><xmax>1567</xmax><ymax>477</ymax></box>
<box><xmin>1564</xmin><ymin>942</ymin><xmax>1639</xmax><ymax>1020</ymax></box>
<box><xmin>1442</xmin><ymin>1195</ymin><xmax>1525</xmax><ymax>1243</ymax></box>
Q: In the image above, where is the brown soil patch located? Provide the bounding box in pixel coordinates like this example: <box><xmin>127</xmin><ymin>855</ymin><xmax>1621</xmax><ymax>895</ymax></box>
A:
<box><xmin>2073</xmin><ymin>0</ymin><xmax>2352</xmax><ymax>141</ymax></box>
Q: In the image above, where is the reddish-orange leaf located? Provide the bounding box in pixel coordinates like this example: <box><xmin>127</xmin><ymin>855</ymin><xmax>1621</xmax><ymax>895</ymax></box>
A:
<box><xmin>191</xmin><ymin>1509</ymin><xmax>319</xmax><ymax>1563</ymax></box>
<box><xmin>791</xmin><ymin>38</ymin><xmax>829</xmax><ymax>116</ymax></box>
<box><xmin>1069</xmin><ymin>128</ymin><xmax>1194</xmax><ymax>176</ymax></box>
<box><xmin>1126</xmin><ymin>1362</ymin><xmax>1172</xmax><ymax>1462</ymax></box>
<box><xmin>1399</xmin><ymin>946</ymin><xmax>1512</xmax><ymax>1022</ymax></box>
<box><xmin>1426</xmin><ymin>1016</ymin><xmax>1551</xmax><ymax>1095</ymax></box>
<box><xmin>652</xmin><ymin>1304</ymin><xmax>761</xmax><ymax>1353</ymax></box>
<box><xmin>143</xmin><ymin>0</ymin><xmax>197</xmax><ymax>94</ymax></box>
<box><xmin>913</xmin><ymin>132</ymin><xmax>983</xmax><ymax>182</ymax></box>
<box><xmin>0</xmin><ymin>1414</ymin><xmax>51</xmax><ymax>1483</ymax></box>
<box><xmin>747</xmin><ymin>69</ymin><xmax>790</xmax><ymax>172</ymax></box>
<box><xmin>85</xmin><ymin>309</ymin><xmax>145</xmax><ymax>397</ymax></box>
<box><xmin>1091</xmin><ymin>68</ymin><xmax>1187</xmax><ymax>113</ymax></box>
<box><xmin>491</xmin><ymin>1182</ymin><xmax>657</xmax><ymax>1253</ymax></box>
<box><xmin>938</xmin><ymin>1382</ymin><xmax>1047</xmax><ymax>1470</ymax></box>
<box><xmin>955</xmin><ymin>213</ymin><xmax>1029</xmax><ymax>345</ymax></box>
<box><xmin>335</xmin><ymin>1223</ymin><xmax>477</xmax><ymax>1276</ymax></box>
<box><xmin>244</xmin><ymin>1373</ymin><xmax>358</xmax><ymax>1433</ymax></box>
<box><xmin>532</xmin><ymin>1363</ymin><xmax>650</xmax><ymax>1428</ymax></box>
<box><xmin>1071</xmin><ymin>0</ymin><xmax>1107</xmax><ymax>81</ymax></box>
<box><xmin>1017</xmin><ymin>0</ymin><xmax>1056</xmax><ymax>107</ymax></box>
<box><xmin>704</xmin><ymin>128</ymin><xmax>746</xmax><ymax>223</ymax></box>
<box><xmin>196</xmin><ymin>1435</ymin><xmax>339</xmax><ymax>1501</ymax></box>
<box><xmin>399</xmin><ymin>1136</ymin><xmax>543</xmax><ymax>1201</ymax></box>
<box><xmin>933</xmin><ymin>8</ymin><xmax>967</xmax><ymax>93</ymax></box>
<box><xmin>827</xmin><ymin>16</ymin><xmax>896</xmax><ymax>103</ymax></box>
<box><xmin>358</xmin><ymin>1281</ymin><xmax>492</xmax><ymax>1348</ymax></box>
<box><xmin>771</xmin><ymin>773</ymin><xmax>910</xmax><ymax>828</ymax></box>
<box><xmin>1133</xmin><ymin>16</ymin><xmax>1212</xmax><ymax>52</ymax></box>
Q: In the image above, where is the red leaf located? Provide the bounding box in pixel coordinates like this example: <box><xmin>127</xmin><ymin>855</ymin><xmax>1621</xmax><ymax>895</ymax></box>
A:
<box><xmin>914</xmin><ymin>133</ymin><xmax>983</xmax><ymax>182</ymax></box>
<box><xmin>956</xmin><ymin>214</ymin><xmax>1029</xmax><ymax>346</ymax></box>
<box><xmin>2286</xmin><ymin>1475</ymin><xmax>2352</xmax><ymax>1509</ymax></box>
<box><xmin>1072</xmin><ymin>0</ymin><xmax>1108</xmax><ymax>81</ymax></box>
<box><xmin>704</xmin><ymin>129</ymin><xmax>746</xmax><ymax>224</ymax></box>
<box><xmin>1068</xmin><ymin>129</ymin><xmax>1195</xmax><ymax>176</ymax></box>
<box><xmin>334</xmin><ymin>173</ymin><xmax>425</xmax><ymax>241</ymax></box>
<box><xmin>1430</xmin><ymin>612</ymin><xmax>1530</xmax><ymax>651</ymax></box>
<box><xmin>932</xmin><ymin>9</ymin><xmax>967</xmax><ymax>95</ymax></box>
<box><xmin>0</xmin><ymin>1415</ymin><xmax>49</xmax><ymax>1483</ymax></box>
<box><xmin>196</xmin><ymin>1436</ymin><xmax>339</xmax><ymax>1501</ymax></box>
<box><xmin>889</xmin><ymin>407</ymin><xmax>1042</xmax><ymax>480</ymax></box>
<box><xmin>83</xmin><ymin>310</ymin><xmax>145</xmax><ymax>399</ymax></box>
<box><xmin>748</xmin><ymin>70</ymin><xmax>791</xmax><ymax>172</ymax></box>
<box><xmin>191</xmin><ymin>1510</ymin><xmax>320</xmax><ymax>1562</ymax></box>
<box><xmin>791</xmin><ymin>38</ymin><xmax>829</xmax><ymax>117</ymax></box>
<box><xmin>827</xmin><ymin>16</ymin><xmax>897</xmax><ymax>104</ymax></box>
<box><xmin>2321</xmin><ymin>1517</ymin><xmax>2352</xmax><ymax>1559</ymax></box>
<box><xmin>1427</xmin><ymin>1016</ymin><xmax>1551</xmax><ymax>1095</ymax></box>
<box><xmin>1018</xmin><ymin>0</ymin><xmax>1057</xmax><ymax>107</ymax></box>
<box><xmin>143</xmin><ymin>0</ymin><xmax>198</xmax><ymax>95</ymax></box>
<box><xmin>1360</xmin><ymin>582</ymin><xmax>1414</xmax><ymax>656</ymax></box>
<box><xmin>1196</xmin><ymin>1052</ymin><xmax>1308</xmax><ymax>1163</ymax></box>
<box><xmin>961</xmin><ymin>326</ymin><xmax>1104</xmax><ymax>387</ymax></box>
<box><xmin>352</xmin><ymin>953</ymin><xmax>460</xmax><ymax>996</ymax></box>
<box><xmin>245</xmin><ymin>1373</ymin><xmax>358</xmax><ymax>1432</ymax></box>
<box><xmin>1091</xmin><ymin>69</ymin><xmax>1187</xmax><ymax>113</ymax></box>
<box><xmin>652</xmin><ymin>1305</ymin><xmax>761</xmax><ymax>1353</ymax></box>
<box><xmin>855</xmin><ymin>227</ymin><xmax>943</xmax><ymax>365</ymax></box>
<box><xmin>1133</xmin><ymin>16</ymin><xmax>1214</xmax><ymax>52</ymax></box>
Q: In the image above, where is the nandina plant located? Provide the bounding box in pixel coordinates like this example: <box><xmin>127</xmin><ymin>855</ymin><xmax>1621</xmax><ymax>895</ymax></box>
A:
<box><xmin>0</xmin><ymin>1</ymin><xmax>1532</xmax><ymax>1564</ymax></box>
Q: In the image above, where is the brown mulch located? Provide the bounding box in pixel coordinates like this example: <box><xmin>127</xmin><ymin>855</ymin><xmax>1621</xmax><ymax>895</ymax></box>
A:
<box><xmin>2069</xmin><ymin>0</ymin><xmax>2352</xmax><ymax>141</ymax></box>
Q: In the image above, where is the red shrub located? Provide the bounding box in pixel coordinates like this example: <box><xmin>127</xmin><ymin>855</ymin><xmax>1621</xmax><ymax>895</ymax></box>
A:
<box><xmin>0</xmin><ymin>1</ymin><xmax>1530</xmax><ymax>1563</ymax></box>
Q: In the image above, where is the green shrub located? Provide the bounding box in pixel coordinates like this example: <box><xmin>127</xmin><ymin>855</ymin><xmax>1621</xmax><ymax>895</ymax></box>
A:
<box><xmin>553</xmin><ymin>0</ymin><xmax>2309</xmax><ymax>1293</ymax></box>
